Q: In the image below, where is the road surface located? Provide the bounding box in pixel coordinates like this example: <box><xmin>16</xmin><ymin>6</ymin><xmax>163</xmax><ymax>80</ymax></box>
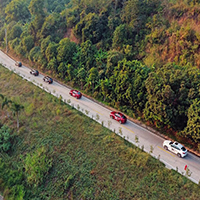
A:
<box><xmin>0</xmin><ymin>50</ymin><xmax>200</xmax><ymax>184</ymax></box>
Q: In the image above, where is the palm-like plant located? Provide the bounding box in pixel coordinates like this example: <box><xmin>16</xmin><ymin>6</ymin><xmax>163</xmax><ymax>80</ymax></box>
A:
<box><xmin>0</xmin><ymin>94</ymin><xmax>12</xmax><ymax>117</ymax></box>
<box><xmin>10</xmin><ymin>102</ymin><xmax>24</xmax><ymax>129</ymax></box>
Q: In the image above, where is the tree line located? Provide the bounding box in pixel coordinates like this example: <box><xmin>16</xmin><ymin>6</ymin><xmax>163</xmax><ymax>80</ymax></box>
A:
<box><xmin>0</xmin><ymin>0</ymin><xmax>200</xmax><ymax>149</ymax></box>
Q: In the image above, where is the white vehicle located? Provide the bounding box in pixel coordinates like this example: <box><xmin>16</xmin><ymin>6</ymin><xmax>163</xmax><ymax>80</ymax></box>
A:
<box><xmin>163</xmin><ymin>140</ymin><xmax>187</xmax><ymax>158</ymax></box>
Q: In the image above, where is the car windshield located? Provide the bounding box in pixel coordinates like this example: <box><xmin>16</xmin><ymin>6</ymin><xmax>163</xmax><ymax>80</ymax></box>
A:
<box><xmin>122</xmin><ymin>115</ymin><xmax>126</xmax><ymax>119</ymax></box>
<box><xmin>181</xmin><ymin>147</ymin><xmax>186</xmax><ymax>151</ymax></box>
<box><xmin>77</xmin><ymin>92</ymin><xmax>81</xmax><ymax>95</ymax></box>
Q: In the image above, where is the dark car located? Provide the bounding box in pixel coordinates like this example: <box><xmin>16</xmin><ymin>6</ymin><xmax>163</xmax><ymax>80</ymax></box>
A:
<box><xmin>110</xmin><ymin>111</ymin><xmax>127</xmax><ymax>124</ymax></box>
<box><xmin>30</xmin><ymin>69</ymin><xmax>39</xmax><ymax>76</ymax></box>
<box><xmin>69</xmin><ymin>89</ymin><xmax>82</xmax><ymax>99</ymax></box>
<box><xmin>15</xmin><ymin>61</ymin><xmax>22</xmax><ymax>67</ymax></box>
<box><xmin>43</xmin><ymin>76</ymin><xmax>53</xmax><ymax>84</ymax></box>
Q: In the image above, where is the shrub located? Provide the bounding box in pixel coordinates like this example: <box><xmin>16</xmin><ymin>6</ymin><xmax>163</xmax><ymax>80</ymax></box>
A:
<box><xmin>0</xmin><ymin>125</ymin><xmax>12</xmax><ymax>152</ymax></box>
<box><xmin>24</xmin><ymin>146</ymin><xmax>53</xmax><ymax>187</ymax></box>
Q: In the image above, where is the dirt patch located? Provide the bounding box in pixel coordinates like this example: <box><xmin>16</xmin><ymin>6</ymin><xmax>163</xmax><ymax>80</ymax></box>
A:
<box><xmin>64</xmin><ymin>28</ymin><xmax>80</xmax><ymax>44</ymax></box>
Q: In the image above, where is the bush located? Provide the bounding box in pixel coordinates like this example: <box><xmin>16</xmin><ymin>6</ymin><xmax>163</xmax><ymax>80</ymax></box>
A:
<box><xmin>0</xmin><ymin>125</ymin><xmax>12</xmax><ymax>152</ymax></box>
<box><xmin>24</xmin><ymin>146</ymin><xmax>53</xmax><ymax>187</ymax></box>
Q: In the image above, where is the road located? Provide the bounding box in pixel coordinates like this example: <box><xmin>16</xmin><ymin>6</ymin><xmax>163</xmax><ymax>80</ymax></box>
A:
<box><xmin>0</xmin><ymin>50</ymin><xmax>200</xmax><ymax>184</ymax></box>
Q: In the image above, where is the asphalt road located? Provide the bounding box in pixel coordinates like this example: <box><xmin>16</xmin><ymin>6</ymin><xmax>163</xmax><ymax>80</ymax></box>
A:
<box><xmin>0</xmin><ymin>50</ymin><xmax>200</xmax><ymax>184</ymax></box>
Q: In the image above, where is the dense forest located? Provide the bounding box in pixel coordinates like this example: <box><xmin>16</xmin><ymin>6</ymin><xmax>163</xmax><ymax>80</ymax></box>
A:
<box><xmin>0</xmin><ymin>0</ymin><xmax>200</xmax><ymax>149</ymax></box>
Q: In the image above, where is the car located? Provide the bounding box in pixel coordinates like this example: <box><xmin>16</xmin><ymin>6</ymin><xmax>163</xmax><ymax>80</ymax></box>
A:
<box><xmin>163</xmin><ymin>140</ymin><xmax>187</xmax><ymax>158</ymax></box>
<box><xmin>69</xmin><ymin>89</ymin><xmax>82</xmax><ymax>99</ymax></box>
<box><xmin>30</xmin><ymin>69</ymin><xmax>39</xmax><ymax>76</ymax></box>
<box><xmin>43</xmin><ymin>76</ymin><xmax>53</xmax><ymax>84</ymax></box>
<box><xmin>110</xmin><ymin>111</ymin><xmax>127</xmax><ymax>124</ymax></box>
<box><xmin>15</xmin><ymin>61</ymin><xmax>22</xmax><ymax>67</ymax></box>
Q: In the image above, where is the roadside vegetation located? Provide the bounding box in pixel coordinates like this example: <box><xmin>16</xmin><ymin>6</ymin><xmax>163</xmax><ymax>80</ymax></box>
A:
<box><xmin>0</xmin><ymin>65</ymin><xmax>200</xmax><ymax>199</ymax></box>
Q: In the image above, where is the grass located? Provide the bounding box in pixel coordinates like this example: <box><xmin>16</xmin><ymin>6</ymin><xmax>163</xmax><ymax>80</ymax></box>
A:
<box><xmin>0</xmin><ymin>64</ymin><xmax>200</xmax><ymax>199</ymax></box>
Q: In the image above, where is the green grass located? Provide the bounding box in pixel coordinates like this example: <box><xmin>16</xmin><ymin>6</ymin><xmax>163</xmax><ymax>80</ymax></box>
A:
<box><xmin>0</xmin><ymin>65</ymin><xmax>200</xmax><ymax>200</ymax></box>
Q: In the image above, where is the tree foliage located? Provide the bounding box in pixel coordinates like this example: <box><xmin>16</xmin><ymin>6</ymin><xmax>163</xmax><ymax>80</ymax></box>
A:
<box><xmin>5</xmin><ymin>0</ymin><xmax>30</xmax><ymax>23</ymax></box>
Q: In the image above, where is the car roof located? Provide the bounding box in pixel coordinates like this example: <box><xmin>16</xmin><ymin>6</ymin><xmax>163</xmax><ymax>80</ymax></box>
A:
<box><xmin>174</xmin><ymin>142</ymin><xmax>184</xmax><ymax>149</ymax></box>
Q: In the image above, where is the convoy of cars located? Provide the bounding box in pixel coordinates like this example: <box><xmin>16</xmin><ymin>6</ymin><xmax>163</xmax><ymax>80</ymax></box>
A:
<box><xmin>14</xmin><ymin>60</ymin><xmax>189</xmax><ymax>159</ymax></box>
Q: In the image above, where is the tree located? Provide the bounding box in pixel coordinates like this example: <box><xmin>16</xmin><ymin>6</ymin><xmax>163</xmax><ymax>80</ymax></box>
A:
<box><xmin>144</xmin><ymin>63</ymin><xmax>200</xmax><ymax>130</ymax></box>
<box><xmin>100</xmin><ymin>78</ymin><xmax>112</xmax><ymax>101</ymax></box>
<box><xmin>79</xmin><ymin>40</ymin><xmax>97</xmax><ymax>71</ymax></box>
<box><xmin>10</xmin><ymin>102</ymin><xmax>24</xmax><ymax>129</ymax></box>
<box><xmin>0</xmin><ymin>94</ymin><xmax>12</xmax><ymax>117</ymax></box>
<box><xmin>88</xmin><ymin>67</ymin><xmax>99</xmax><ymax>92</ymax></box>
<box><xmin>40</xmin><ymin>12</ymin><xmax>62</xmax><ymax>39</ymax></box>
<box><xmin>77</xmin><ymin>67</ymin><xmax>86</xmax><ymax>89</ymax></box>
<box><xmin>58</xmin><ymin>62</ymin><xmax>67</xmax><ymax>79</ymax></box>
<box><xmin>57</xmin><ymin>38</ymin><xmax>77</xmax><ymax>64</ymax></box>
<box><xmin>5</xmin><ymin>0</ymin><xmax>30</xmax><ymax>23</ymax></box>
<box><xmin>181</xmin><ymin>99</ymin><xmax>200</xmax><ymax>143</ymax></box>
<box><xmin>109</xmin><ymin>59</ymin><xmax>150</xmax><ymax>111</ymax></box>
<box><xmin>45</xmin><ymin>42</ymin><xmax>58</xmax><ymax>62</ymax></box>
<box><xmin>106</xmin><ymin>50</ymin><xmax>124</xmax><ymax>77</ymax></box>
<box><xmin>28</xmin><ymin>0</ymin><xmax>45</xmax><ymax>41</ymax></box>
<box><xmin>29</xmin><ymin>46</ymin><xmax>41</xmax><ymax>62</ymax></box>
<box><xmin>94</xmin><ymin>48</ymin><xmax>108</xmax><ymax>69</ymax></box>
<box><xmin>8</xmin><ymin>24</ymin><xmax>22</xmax><ymax>41</ymax></box>
<box><xmin>21</xmin><ymin>35</ymin><xmax>34</xmax><ymax>52</ymax></box>
<box><xmin>112</xmin><ymin>24</ymin><xmax>135</xmax><ymax>50</ymax></box>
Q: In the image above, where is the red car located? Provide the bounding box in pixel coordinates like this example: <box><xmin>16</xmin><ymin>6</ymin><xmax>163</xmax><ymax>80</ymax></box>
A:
<box><xmin>69</xmin><ymin>90</ymin><xmax>82</xmax><ymax>99</ymax></box>
<box><xmin>110</xmin><ymin>111</ymin><xmax>127</xmax><ymax>124</ymax></box>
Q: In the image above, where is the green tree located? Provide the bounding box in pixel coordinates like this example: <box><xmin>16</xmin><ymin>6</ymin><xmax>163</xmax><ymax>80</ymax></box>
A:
<box><xmin>0</xmin><ymin>94</ymin><xmax>12</xmax><ymax>109</ymax></box>
<box><xmin>40</xmin><ymin>12</ymin><xmax>62</xmax><ymax>39</ymax></box>
<box><xmin>57</xmin><ymin>38</ymin><xmax>77</xmax><ymax>64</ymax></box>
<box><xmin>100</xmin><ymin>78</ymin><xmax>112</xmax><ymax>101</ymax></box>
<box><xmin>58</xmin><ymin>62</ymin><xmax>67</xmax><ymax>79</ymax></box>
<box><xmin>79</xmin><ymin>40</ymin><xmax>97</xmax><ymax>71</ymax></box>
<box><xmin>144</xmin><ymin>63</ymin><xmax>200</xmax><ymax>130</ymax></box>
<box><xmin>21</xmin><ymin>35</ymin><xmax>34</xmax><ymax>52</ymax></box>
<box><xmin>5</xmin><ymin>0</ymin><xmax>30</xmax><ymax>23</ymax></box>
<box><xmin>8</xmin><ymin>24</ymin><xmax>22</xmax><ymax>41</ymax></box>
<box><xmin>28</xmin><ymin>0</ymin><xmax>45</xmax><ymax>41</ymax></box>
<box><xmin>45</xmin><ymin>42</ymin><xmax>58</xmax><ymax>62</ymax></box>
<box><xmin>88</xmin><ymin>67</ymin><xmax>99</xmax><ymax>92</ymax></box>
<box><xmin>106</xmin><ymin>50</ymin><xmax>124</xmax><ymax>77</ymax></box>
<box><xmin>77</xmin><ymin>67</ymin><xmax>86</xmax><ymax>89</ymax></box>
<box><xmin>181</xmin><ymin>99</ymin><xmax>200</xmax><ymax>143</ymax></box>
<box><xmin>47</xmin><ymin>57</ymin><xmax>58</xmax><ymax>72</ymax></box>
<box><xmin>112</xmin><ymin>24</ymin><xmax>135</xmax><ymax>50</ymax></box>
<box><xmin>29</xmin><ymin>46</ymin><xmax>41</xmax><ymax>62</ymax></box>
<box><xmin>10</xmin><ymin>102</ymin><xmax>24</xmax><ymax>129</ymax></box>
<box><xmin>41</xmin><ymin>35</ymin><xmax>51</xmax><ymax>56</ymax></box>
<box><xmin>109</xmin><ymin>59</ymin><xmax>150</xmax><ymax>111</ymax></box>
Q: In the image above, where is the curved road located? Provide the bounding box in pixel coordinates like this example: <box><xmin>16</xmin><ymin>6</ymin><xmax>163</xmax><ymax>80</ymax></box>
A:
<box><xmin>0</xmin><ymin>50</ymin><xmax>200</xmax><ymax>184</ymax></box>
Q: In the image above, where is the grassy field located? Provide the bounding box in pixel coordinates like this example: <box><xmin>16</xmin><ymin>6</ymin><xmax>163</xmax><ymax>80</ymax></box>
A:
<box><xmin>0</xmin><ymin>64</ymin><xmax>200</xmax><ymax>200</ymax></box>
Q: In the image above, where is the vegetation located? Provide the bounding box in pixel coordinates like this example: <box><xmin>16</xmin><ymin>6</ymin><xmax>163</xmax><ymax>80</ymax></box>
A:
<box><xmin>0</xmin><ymin>0</ymin><xmax>200</xmax><ymax>196</ymax></box>
<box><xmin>0</xmin><ymin>64</ymin><xmax>200</xmax><ymax>199</ymax></box>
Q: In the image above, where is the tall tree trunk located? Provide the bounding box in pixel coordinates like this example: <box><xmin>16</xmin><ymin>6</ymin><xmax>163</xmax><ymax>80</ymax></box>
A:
<box><xmin>17</xmin><ymin>112</ymin><xmax>19</xmax><ymax>129</ymax></box>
